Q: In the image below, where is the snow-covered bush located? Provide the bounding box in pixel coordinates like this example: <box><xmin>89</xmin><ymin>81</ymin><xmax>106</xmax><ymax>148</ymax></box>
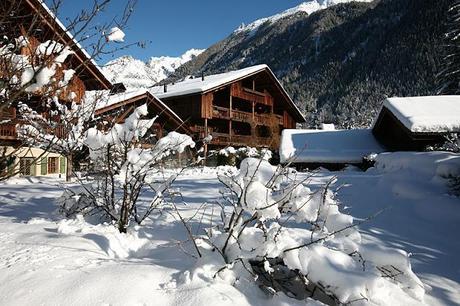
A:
<box><xmin>59</xmin><ymin>103</ymin><xmax>195</xmax><ymax>233</ymax></box>
<box><xmin>186</xmin><ymin>158</ymin><xmax>424</xmax><ymax>304</ymax></box>
<box><xmin>426</xmin><ymin>133</ymin><xmax>460</xmax><ymax>153</ymax></box>
<box><xmin>217</xmin><ymin>146</ymin><xmax>272</xmax><ymax>167</ymax></box>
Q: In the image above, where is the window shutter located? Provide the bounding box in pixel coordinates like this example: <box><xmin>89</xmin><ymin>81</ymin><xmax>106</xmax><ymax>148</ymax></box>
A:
<box><xmin>60</xmin><ymin>157</ymin><xmax>66</xmax><ymax>174</ymax></box>
<box><xmin>30</xmin><ymin>160</ymin><xmax>36</xmax><ymax>176</ymax></box>
<box><xmin>40</xmin><ymin>157</ymin><xmax>47</xmax><ymax>175</ymax></box>
<box><xmin>7</xmin><ymin>157</ymin><xmax>15</xmax><ymax>175</ymax></box>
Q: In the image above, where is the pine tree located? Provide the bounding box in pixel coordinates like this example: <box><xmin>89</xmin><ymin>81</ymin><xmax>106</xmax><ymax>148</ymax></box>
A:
<box><xmin>438</xmin><ymin>1</ymin><xmax>460</xmax><ymax>94</ymax></box>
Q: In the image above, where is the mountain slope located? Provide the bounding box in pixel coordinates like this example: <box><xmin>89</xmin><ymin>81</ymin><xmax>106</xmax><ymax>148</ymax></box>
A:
<box><xmin>102</xmin><ymin>49</ymin><xmax>204</xmax><ymax>89</ymax></box>
<box><xmin>171</xmin><ymin>0</ymin><xmax>449</xmax><ymax>128</ymax></box>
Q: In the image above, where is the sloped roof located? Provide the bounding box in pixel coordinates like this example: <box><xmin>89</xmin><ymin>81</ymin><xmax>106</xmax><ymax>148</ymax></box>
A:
<box><xmin>150</xmin><ymin>65</ymin><xmax>305</xmax><ymax>122</ymax></box>
<box><xmin>92</xmin><ymin>90</ymin><xmax>190</xmax><ymax>134</ymax></box>
<box><xmin>379</xmin><ymin>96</ymin><xmax>460</xmax><ymax>133</ymax></box>
<box><xmin>150</xmin><ymin>65</ymin><xmax>269</xmax><ymax>98</ymax></box>
<box><xmin>24</xmin><ymin>0</ymin><xmax>112</xmax><ymax>90</ymax></box>
<box><xmin>280</xmin><ymin>129</ymin><xmax>385</xmax><ymax>164</ymax></box>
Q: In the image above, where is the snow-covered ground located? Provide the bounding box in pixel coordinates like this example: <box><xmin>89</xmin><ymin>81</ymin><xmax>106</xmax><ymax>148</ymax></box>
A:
<box><xmin>0</xmin><ymin>152</ymin><xmax>459</xmax><ymax>305</ymax></box>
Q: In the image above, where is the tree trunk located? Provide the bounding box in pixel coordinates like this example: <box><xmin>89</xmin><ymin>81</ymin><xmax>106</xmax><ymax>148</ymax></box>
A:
<box><xmin>66</xmin><ymin>154</ymin><xmax>72</xmax><ymax>182</ymax></box>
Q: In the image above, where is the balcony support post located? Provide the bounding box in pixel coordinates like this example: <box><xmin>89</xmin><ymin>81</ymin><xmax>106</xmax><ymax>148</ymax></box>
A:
<box><xmin>229</xmin><ymin>95</ymin><xmax>233</xmax><ymax>141</ymax></box>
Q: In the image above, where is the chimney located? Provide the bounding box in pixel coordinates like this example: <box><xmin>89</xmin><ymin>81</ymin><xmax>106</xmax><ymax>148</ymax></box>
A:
<box><xmin>164</xmin><ymin>84</ymin><xmax>167</xmax><ymax>93</ymax></box>
<box><xmin>201</xmin><ymin>72</ymin><xmax>205</xmax><ymax>81</ymax></box>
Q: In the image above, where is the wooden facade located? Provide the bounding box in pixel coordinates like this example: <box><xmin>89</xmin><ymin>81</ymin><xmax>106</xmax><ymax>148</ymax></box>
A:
<box><xmin>2</xmin><ymin>0</ymin><xmax>112</xmax><ymax>90</ymax></box>
<box><xmin>0</xmin><ymin>0</ymin><xmax>113</xmax><ymax>145</ymax></box>
<box><xmin>159</xmin><ymin>68</ymin><xmax>305</xmax><ymax>151</ymax></box>
<box><xmin>372</xmin><ymin>107</ymin><xmax>446</xmax><ymax>151</ymax></box>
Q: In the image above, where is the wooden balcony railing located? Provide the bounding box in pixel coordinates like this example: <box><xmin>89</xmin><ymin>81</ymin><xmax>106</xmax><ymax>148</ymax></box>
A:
<box><xmin>231</xmin><ymin>134</ymin><xmax>253</xmax><ymax>144</ymax></box>
<box><xmin>47</xmin><ymin>125</ymin><xmax>67</xmax><ymax>139</ymax></box>
<box><xmin>212</xmin><ymin>105</ymin><xmax>230</xmax><ymax>119</ymax></box>
<box><xmin>232</xmin><ymin>109</ymin><xmax>252</xmax><ymax>122</ymax></box>
<box><xmin>211</xmin><ymin>132</ymin><xmax>231</xmax><ymax>144</ymax></box>
<box><xmin>0</xmin><ymin>123</ymin><xmax>17</xmax><ymax>140</ymax></box>
<box><xmin>212</xmin><ymin>106</ymin><xmax>283</xmax><ymax>126</ymax></box>
<box><xmin>209</xmin><ymin>132</ymin><xmax>272</xmax><ymax>147</ymax></box>
<box><xmin>0</xmin><ymin>121</ymin><xmax>68</xmax><ymax>141</ymax></box>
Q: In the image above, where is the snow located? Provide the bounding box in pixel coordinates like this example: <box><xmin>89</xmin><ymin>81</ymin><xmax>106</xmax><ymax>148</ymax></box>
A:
<box><xmin>37</xmin><ymin>0</ymin><xmax>108</xmax><ymax>85</ymax></box>
<box><xmin>320</xmin><ymin>123</ymin><xmax>335</xmax><ymax>130</ymax></box>
<box><xmin>0</xmin><ymin>151</ymin><xmax>458</xmax><ymax>305</ymax></box>
<box><xmin>280</xmin><ymin>129</ymin><xmax>385</xmax><ymax>164</ymax></box>
<box><xmin>234</xmin><ymin>0</ymin><xmax>374</xmax><ymax>35</ymax></box>
<box><xmin>212</xmin><ymin>157</ymin><xmax>427</xmax><ymax>304</ymax></box>
<box><xmin>106</xmin><ymin>27</ymin><xmax>125</xmax><ymax>42</ymax></box>
<box><xmin>90</xmin><ymin>89</ymin><xmax>146</xmax><ymax>110</ymax></box>
<box><xmin>15</xmin><ymin>40</ymin><xmax>75</xmax><ymax>93</ymax></box>
<box><xmin>88</xmin><ymin>89</ymin><xmax>185</xmax><ymax>125</ymax></box>
<box><xmin>381</xmin><ymin>96</ymin><xmax>460</xmax><ymax>133</ymax></box>
<box><xmin>151</xmin><ymin>64</ymin><xmax>270</xmax><ymax>98</ymax></box>
<box><xmin>102</xmin><ymin>49</ymin><xmax>204</xmax><ymax>89</ymax></box>
<box><xmin>85</xmin><ymin>104</ymin><xmax>157</xmax><ymax>157</ymax></box>
<box><xmin>375</xmin><ymin>151</ymin><xmax>460</xmax><ymax>179</ymax></box>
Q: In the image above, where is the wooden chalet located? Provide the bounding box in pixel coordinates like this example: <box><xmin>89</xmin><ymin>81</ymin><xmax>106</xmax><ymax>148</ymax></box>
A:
<box><xmin>150</xmin><ymin>65</ymin><xmax>305</xmax><ymax>151</ymax></box>
<box><xmin>372</xmin><ymin>96</ymin><xmax>460</xmax><ymax>151</ymax></box>
<box><xmin>94</xmin><ymin>90</ymin><xmax>192</xmax><ymax>144</ymax></box>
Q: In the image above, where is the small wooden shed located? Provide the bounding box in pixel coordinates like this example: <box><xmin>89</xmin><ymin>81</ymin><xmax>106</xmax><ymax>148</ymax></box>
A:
<box><xmin>372</xmin><ymin>96</ymin><xmax>460</xmax><ymax>151</ymax></box>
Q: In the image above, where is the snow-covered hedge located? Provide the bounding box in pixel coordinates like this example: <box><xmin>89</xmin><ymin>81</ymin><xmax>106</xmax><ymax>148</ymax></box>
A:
<box><xmin>217</xmin><ymin>146</ymin><xmax>272</xmax><ymax>166</ymax></box>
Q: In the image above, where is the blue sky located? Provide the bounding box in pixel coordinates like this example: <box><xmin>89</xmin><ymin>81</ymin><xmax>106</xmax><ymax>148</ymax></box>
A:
<box><xmin>55</xmin><ymin>0</ymin><xmax>303</xmax><ymax>63</ymax></box>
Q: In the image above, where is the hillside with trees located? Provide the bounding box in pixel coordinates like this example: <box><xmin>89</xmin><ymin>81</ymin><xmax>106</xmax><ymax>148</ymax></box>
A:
<box><xmin>169</xmin><ymin>0</ymin><xmax>450</xmax><ymax>128</ymax></box>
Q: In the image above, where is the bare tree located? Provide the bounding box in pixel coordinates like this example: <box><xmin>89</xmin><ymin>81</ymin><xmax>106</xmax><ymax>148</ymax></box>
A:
<box><xmin>58</xmin><ymin>103</ymin><xmax>197</xmax><ymax>233</ymax></box>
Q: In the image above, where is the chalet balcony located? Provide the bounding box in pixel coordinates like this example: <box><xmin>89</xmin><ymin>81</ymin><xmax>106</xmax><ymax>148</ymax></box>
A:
<box><xmin>212</xmin><ymin>106</ymin><xmax>230</xmax><ymax>119</ymax></box>
<box><xmin>0</xmin><ymin>123</ymin><xmax>17</xmax><ymax>140</ymax></box>
<box><xmin>210</xmin><ymin>132</ymin><xmax>272</xmax><ymax>147</ymax></box>
<box><xmin>212</xmin><ymin>105</ymin><xmax>283</xmax><ymax>125</ymax></box>
<box><xmin>0</xmin><ymin>121</ymin><xmax>67</xmax><ymax>141</ymax></box>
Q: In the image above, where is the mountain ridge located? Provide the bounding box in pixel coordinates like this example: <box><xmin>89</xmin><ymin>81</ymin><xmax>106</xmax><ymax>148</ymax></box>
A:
<box><xmin>169</xmin><ymin>0</ymin><xmax>449</xmax><ymax>128</ymax></box>
<box><xmin>102</xmin><ymin>49</ymin><xmax>204</xmax><ymax>89</ymax></box>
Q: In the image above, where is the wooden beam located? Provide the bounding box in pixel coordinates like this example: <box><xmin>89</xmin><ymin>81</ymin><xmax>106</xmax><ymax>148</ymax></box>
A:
<box><xmin>95</xmin><ymin>94</ymin><xmax>147</xmax><ymax>116</ymax></box>
<box><xmin>25</xmin><ymin>0</ymin><xmax>112</xmax><ymax>90</ymax></box>
<box><xmin>115</xmin><ymin>105</ymin><xmax>135</xmax><ymax>123</ymax></box>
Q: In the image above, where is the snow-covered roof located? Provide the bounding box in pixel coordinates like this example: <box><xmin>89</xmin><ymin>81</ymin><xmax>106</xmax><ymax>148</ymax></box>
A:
<box><xmin>149</xmin><ymin>64</ymin><xmax>305</xmax><ymax>121</ymax></box>
<box><xmin>91</xmin><ymin>90</ymin><xmax>185</xmax><ymax>125</ymax></box>
<box><xmin>280</xmin><ymin>129</ymin><xmax>385</xmax><ymax>164</ymax></box>
<box><xmin>380</xmin><ymin>96</ymin><xmax>460</xmax><ymax>133</ymax></box>
<box><xmin>93</xmin><ymin>89</ymin><xmax>145</xmax><ymax>111</ymax></box>
<box><xmin>150</xmin><ymin>65</ymin><xmax>269</xmax><ymax>98</ymax></box>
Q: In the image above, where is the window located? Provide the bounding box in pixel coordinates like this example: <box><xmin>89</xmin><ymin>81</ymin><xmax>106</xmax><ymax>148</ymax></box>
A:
<box><xmin>48</xmin><ymin>157</ymin><xmax>58</xmax><ymax>174</ymax></box>
<box><xmin>20</xmin><ymin>158</ymin><xmax>34</xmax><ymax>176</ymax></box>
